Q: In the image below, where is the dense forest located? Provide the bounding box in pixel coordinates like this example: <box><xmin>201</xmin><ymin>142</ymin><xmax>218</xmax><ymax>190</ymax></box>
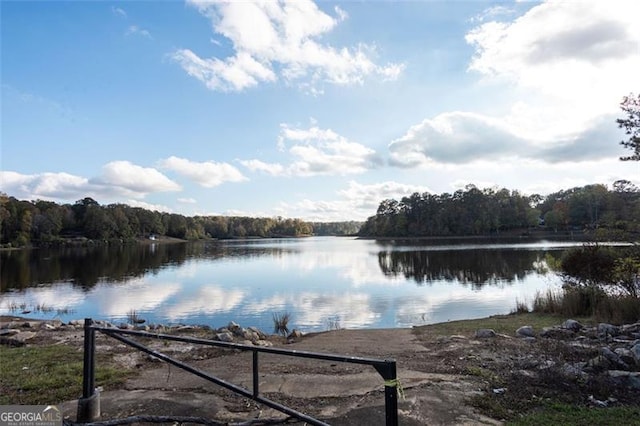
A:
<box><xmin>0</xmin><ymin>194</ymin><xmax>361</xmax><ymax>247</ymax></box>
<box><xmin>359</xmin><ymin>181</ymin><xmax>640</xmax><ymax>239</ymax></box>
<box><xmin>2</xmin><ymin>180</ymin><xmax>639</xmax><ymax>247</ymax></box>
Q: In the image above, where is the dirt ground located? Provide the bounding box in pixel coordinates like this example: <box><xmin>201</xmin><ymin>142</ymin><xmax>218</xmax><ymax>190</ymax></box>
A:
<box><xmin>5</xmin><ymin>317</ymin><xmax>639</xmax><ymax>425</ymax></box>
<box><xmin>32</xmin><ymin>324</ymin><xmax>498</xmax><ymax>425</ymax></box>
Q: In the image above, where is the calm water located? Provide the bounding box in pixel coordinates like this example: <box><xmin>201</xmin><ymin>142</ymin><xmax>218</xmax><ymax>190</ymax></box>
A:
<box><xmin>0</xmin><ymin>237</ymin><xmax>585</xmax><ymax>332</ymax></box>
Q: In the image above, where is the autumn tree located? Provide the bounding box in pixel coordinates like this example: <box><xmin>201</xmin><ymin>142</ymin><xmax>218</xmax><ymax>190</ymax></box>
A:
<box><xmin>617</xmin><ymin>92</ymin><xmax>640</xmax><ymax>161</ymax></box>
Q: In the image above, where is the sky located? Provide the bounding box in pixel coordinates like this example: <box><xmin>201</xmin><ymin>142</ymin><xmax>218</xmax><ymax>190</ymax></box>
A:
<box><xmin>1</xmin><ymin>0</ymin><xmax>639</xmax><ymax>221</ymax></box>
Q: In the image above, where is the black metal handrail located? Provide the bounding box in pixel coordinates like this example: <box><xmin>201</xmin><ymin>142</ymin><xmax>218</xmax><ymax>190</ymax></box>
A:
<box><xmin>80</xmin><ymin>318</ymin><xmax>398</xmax><ymax>425</ymax></box>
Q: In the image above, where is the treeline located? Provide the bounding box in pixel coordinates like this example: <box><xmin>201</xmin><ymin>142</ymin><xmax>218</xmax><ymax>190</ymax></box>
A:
<box><xmin>359</xmin><ymin>181</ymin><xmax>640</xmax><ymax>238</ymax></box>
<box><xmin>0</xmin><ymin>195</ymin><xmax>359</xmax><ymax>247</ymax></box>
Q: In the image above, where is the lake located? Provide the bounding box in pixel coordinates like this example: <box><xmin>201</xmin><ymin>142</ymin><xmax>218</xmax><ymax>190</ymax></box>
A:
<box><xmin>0</xmin><ymin>237</ymin><xmax>586</xmax><ymax>332</ymax></box>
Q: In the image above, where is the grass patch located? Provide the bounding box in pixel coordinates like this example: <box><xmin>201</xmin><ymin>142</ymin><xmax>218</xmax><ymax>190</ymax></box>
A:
<box><xmin>412</xmin><ymin>312</ymin><xmax>586</xmax><ymax>338</ymax></box>
<box><xmin>508</xmin><ymin>403</ymin><xmax>640</xmax><ymax>426</ymax></box>
<box><xmin>0</xmin><ymin>344</ymin><xmax>132</xmax><ymax>405</ymax></box>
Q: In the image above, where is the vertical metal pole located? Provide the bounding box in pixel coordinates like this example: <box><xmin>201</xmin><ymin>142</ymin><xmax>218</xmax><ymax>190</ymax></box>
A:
<box><xmin>252</xmin><ymin>350</ymin><xmax>259</xmax><ymax>398</ymax></box>
<box><xmin>383</xmin><ymin>360</ymin><xmax>398</xmax><ymax>426</ymax></box>
<box><xmin>82</xmin><ymin>318</ymin><xmax>96</xmax><ymax>399</ymax></box>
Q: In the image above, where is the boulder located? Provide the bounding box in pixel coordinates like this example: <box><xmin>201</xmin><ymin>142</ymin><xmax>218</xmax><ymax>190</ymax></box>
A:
<box><xmin>614</xmin><ymin>348</ymin><xmax>636</xmax><ymax>367</ymax></box>
<box><xmin>607</xmin><ymin>371</ymin><xmax>640</xmax><ymax>390</ymax></box>
<box><xmin>600</xmin><ymin>347</ymin><xmax>629</xmax><ymax>370</ymax></box>
<box><xmin>562</xmin><ymin>319</ymin><xmax>583</xmax><ymax>332</ymax></box>
<box><xmin>540</xmin><ymin>327</ymin><xmax>574</xmax><ymax>339</ymax></box>
<box><xmin>516</xmin><ymin>326</ymin><xmax>535</xmax><ymax>338</ymax></box>
<box><xmin>475</xmin><ymin>329</ymin><xmax>496</xmax><ymax>338</ymax></box>
<box><xmin>598</xmin><ymin>323</ymin><xmax>620</xmax><ymax>337</ymax></box>
<box><xmin>215</xmin><ymin>332</ymin><xmax>234</xmax><ymax>343</ymax></box>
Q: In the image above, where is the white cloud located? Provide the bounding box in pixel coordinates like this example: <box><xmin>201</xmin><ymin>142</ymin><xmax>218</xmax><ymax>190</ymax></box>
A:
<box><xmin>389</xmin><ymin>112</ymin><xmax>525</xmax><ymax>166</ymax></box>
<box><xmin>275</xmin><ymin>180</ymin><xmax>432</xmax><ymax>221</ymax></box>
<box><xmin>158</xmin><ymin>156</ymin><xmax>248</xmax><ymax>187</ymax></box>
<box><xmin>172</xmin><ymin>0</ymin><xmax>403</xmax><ymax>92</ymax></box>
<box><xmin>242</xmin><ymin>123</ymin><xmax>381</xmax><ymax>177</ymax></box>
<box><xmin>126</xmin><ymin>199</ymin><xmax>173</xmax><ymax>213</ymax></box>
<box><xmin>0</xmin><ymin>162</ymin><xmax>180</xmax><ymax>203</ymax></box>
<box><xmin>465</xmin><ymin>0</ymin><xmax>639</xmax><ymax>133</ymax></box>
<box><xmin>0</xmin><ymin>171</ymin><xmax>88</xmax><ymax>201</ymax></box>
<box><xmin>239</xmin><ymin>159</ymin><xmax>285</xmax><ymax>176</ymax></box>
<box><xmin>391</xmin><ymin>1</ymin><xmax>639</xmax><ymax>168</ymax></box>
<box><xmin>126</xmin><ymin>25</ymin><xmax>152</xmax><ymax>39</ymax></box>
<box><xmin>338</xmin><ymin>180</ymin><xmax>432</xmax><ymax>210</ymax></box>
<box><xmin>95</xmin><ymin>161</ymin><xmax>181</xmax><ymax>194</ymax></box>
<box><xmin>177</xmin><ymin>197</ymin><xmax>197</xmax><ymax>204</ymax></box>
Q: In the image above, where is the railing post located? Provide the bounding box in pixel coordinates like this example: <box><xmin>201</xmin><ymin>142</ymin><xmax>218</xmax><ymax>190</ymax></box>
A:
<box><xmin>77</xmin><ymin>318</ymin><xmax>100</xmax><ymax>422</ymax></box>
<box><xmin>384</xmin><ymin>360</ymin><xmax>399</xmax><ymax>426</ymax></box>
<box><xmin>252</xmin><ymin>350</ymin><xmax>259</xmax><ymax>398</ymax></box>
<box><xmin>380</xmin><ymin>360</ymin><xmax>398</xmax><ymax>426</ymax></box>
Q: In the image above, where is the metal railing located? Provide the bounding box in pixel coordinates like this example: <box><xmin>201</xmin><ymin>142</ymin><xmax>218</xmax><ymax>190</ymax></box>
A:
<box><xmin>80</xmin><ymin>318</ymin><xmax>398</xmax><ymax>425</ymax></box>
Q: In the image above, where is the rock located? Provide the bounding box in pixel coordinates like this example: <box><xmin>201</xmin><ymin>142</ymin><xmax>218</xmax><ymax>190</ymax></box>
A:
<box><xmin>614</xmin><ymin>348</ymin><xmax>635</xmax><ymax>366</ymax></box>
<box><xmin>287</xmin><ymin>329</ymin><xmax>303</xmax><ymax>340</ymax></box>
<box><xmin>40</xmin><ymin>320</ymin><xmax>63</xmax><ymax>330</ymax></box>
<box><xmin>227</xmin><ymin>321</ymin><xmax>241</xmax><ymax>334</ymax></box>
<box><xmin>215</xmin><ymin>332</ymin><xmax>234</xmax><ymax>343</ymax></box>
<box><xmin>585</xmin><ymin>355</ymin><xmax>611</xmax><ymax>373</ymax></box>
<box><xmin>248</xmin><ymin>326</ymin><xmax>267</xmax><ymax>339</ymax></box>
<box><xmin>561</xmin><ymin>363</ymin><xmax>588</xmax><ymax>380</ymax></box>
<box><xmin>0</xmin><ymin>331</ymin><xmax>37</xmax><ymax>346</ymax></box>
<box><xmin>588</xmin><ymin>395</ymin><xmax>608</xmax><ymax>407</ymax></box>
<box><xmin>253</xmin><ymin>340</ymin><xmax>273</xmax><ymax>347</ymax></box>
<box><xmin>0</xmin><ymin>329</ymin><xmax>20</xmax><ymax>336</ymax></box>
<box><xmin>540</xmin><ymin>327</ymin><xmax>574</xmax><ymax>339</ymax></box>
<box><xmin>492</xmin><ymin>388</ymin><xmax>506</xmax><ymax>394</ymax></box>
<box><xmin>607</xmin><ymin>371</ymin><xmax>640</xmax><ymax>390</ymax></box>
<box><xmin>631</xmin><ymin>344</ymin><xmax>640</xmax><ymax>365</ymax></box>
<box><xmin>516</xmin><ymin>326</ymin><xmax>535</xmax><ymax>338</ymax></box>
<box><xmin>598</xmin><ymin>323</ymin><xmax>620</xmax><ymax>337</ymax></box>
<box><xmin>475</xmin><ymin>329</ymin><xmax>496</xmax><ymax>338</ymax></box>
<box><xmin>601</xmin><ymin>347</ymin><xmax>630</xmax><ymax>370</ymax></box>
<box><xmin>622</xmin><ymin>323</ymin><xmax>640</xmax><ymax>334</ymax></box>
<box><xmin>242</xmin><ymin>329</ymin><xmax>259</xmax><ymax>341</ymax></box>
<box><xmin>562</xmin><ymin>319</ymin><xmax>583</xmax><ymax>332</ymax></box>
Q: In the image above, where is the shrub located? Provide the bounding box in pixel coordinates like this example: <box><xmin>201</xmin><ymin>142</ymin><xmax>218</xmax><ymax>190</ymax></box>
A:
<box><xmin>272</xmin><ymin>312</ymin><xmax>291</xmax><ymax>336</ymax></box>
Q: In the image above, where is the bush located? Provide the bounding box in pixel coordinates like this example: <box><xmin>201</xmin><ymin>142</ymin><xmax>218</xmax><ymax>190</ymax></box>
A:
<box><xmin>532</xmin><ymin>286</ymin><xmax>640</xmax><ymax>323</ymax></box>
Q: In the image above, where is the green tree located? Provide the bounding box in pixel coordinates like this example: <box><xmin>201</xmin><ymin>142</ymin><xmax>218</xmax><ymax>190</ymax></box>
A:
<box><xmin>617</xmin><ymin>92</ymin><xmax>640</xmax><ymax>161</ymax></box>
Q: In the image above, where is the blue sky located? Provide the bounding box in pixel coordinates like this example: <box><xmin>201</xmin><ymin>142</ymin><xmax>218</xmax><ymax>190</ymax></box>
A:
<box><xmin>2</xmin><ymin>0</ymin><xmax>639</xmax><ymax>221</ymax></box>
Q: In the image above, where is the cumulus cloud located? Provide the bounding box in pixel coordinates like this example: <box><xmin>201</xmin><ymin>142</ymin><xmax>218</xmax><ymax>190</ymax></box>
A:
<box><xmin>0</xmin><ymin>162</ymin><xmax>181</xmax><ymax>203</ymax></box>
<box><xmin>338</xmin><ymin>180</ymin><xmax>432</xmax><ymax>210</ymax></box>
<box><xmin>241</xmin><ymin>123</ymin><xmax>381</xmax><ymax>177</ymax></box>
<box><xmin>389</xmin><ymin>110</ymin><xmax>623</xmax><ymax>166</ymax></box>
<box><xmin>0</xmin><ymin>171</ymin><xmax>89</xmax><ymax>201</ymax></box>
<box><xmin>389</xmin><ymin>112</ymin><xmax>526</xmax><ymax>166</ymax></box>
<box><xmin>172</xmin><ymin>0</ymin><xmax>404</xmax><ymax>92</ymax></box>
<box><xmin>276</xmin><ymin>180</ymin><xmax>431</xmax><ymax>221</ymax></box>
<box><xmin>158</xmin><ymin>156</ymin><xmax>248</xmax><ymax>187</ymax></box>
<box><xmin>391</xmin><ymin>1</ymin><xmax>639</xmax><ymax>167</ymax></box>
<box><xmin>466</xmin><ymin>0</ymin><xmax>639</xmax><ymax>120</ymax></box>
<box><xmin>95</xmin><ymin>161</ymin><xmax>181</xmax><ymax>193</ymax></box>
